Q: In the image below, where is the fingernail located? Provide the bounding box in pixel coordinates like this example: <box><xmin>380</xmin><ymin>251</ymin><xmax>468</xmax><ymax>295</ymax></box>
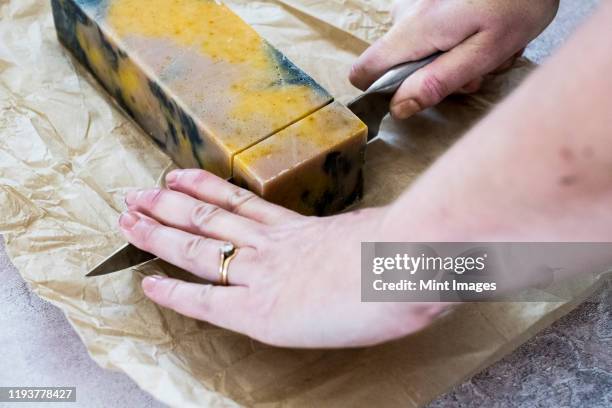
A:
<box><xmin>142</xmin><ymin>275</ymin><xmax>164</xmax><ymax>293</ymax></box>
<box><xmin>349</xmin><ymin>63</ymin><xmax>359</xmax><ymax>79</ymax></box>
<box><xmin>349</xmin><ymin>64</ymin><xmax>367</xmax><ymax>90</ymax></box>
<box><xmin>125</xmin><ymin>190</ymin><xmax>139</xmax><ymax>205</ymax></box>
<box><xmin>391</xmin><ymin>98</ymin><xmax>421</xmax><ymax>119</ymax></box>
<box><xmin>119</xmin><ymin>211</ymin><xmax>139</xmax><ymax>229</ymax></box>
<box><xmin>166</xmin><ymin>170</ymin><xmax>179</xmax><ymax>185</ymax></box>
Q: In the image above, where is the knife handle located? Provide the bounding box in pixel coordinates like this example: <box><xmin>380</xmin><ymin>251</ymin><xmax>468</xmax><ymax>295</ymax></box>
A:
<box><xmin>348</xmin><ymin>52</ymin><xmax>442</xmax><ymax>140</ymax></box>
<box><xmin>365</xmin><ymin>52</ymin><xmax>443</xmax><ymax>96</ymax></box>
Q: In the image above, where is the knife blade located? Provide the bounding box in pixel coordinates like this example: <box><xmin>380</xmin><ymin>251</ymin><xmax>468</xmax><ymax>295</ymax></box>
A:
<box><xmin>86</xmin><ymin>242</ymin><xmax>156</xmax><ymax>277</ymax></box>
<box><xmin>347</xmin><ymin>52</ymin><xmax>441</xmax><ymax>140</ymax></box>
<box><xmin>86</xmin><ymin>53</ymin><xmax>441</xmax><ymax>278</ymax></box>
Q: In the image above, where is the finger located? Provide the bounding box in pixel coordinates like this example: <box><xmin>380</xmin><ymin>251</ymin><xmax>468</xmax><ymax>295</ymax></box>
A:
<box><xmin>125</xmin><ymin>188</ymin><xmax>263</xmax><ymax>247</ymax></box>
<box><xmin>389</xmin><ymin>32</ymin><xmax>508</xmax><ymax>119</ymax></box>
<box><xmin>349</xmin><ymin>24</ymin><xmax>437</xmax><ymax>91</ymax></box>
<box><xmin>142</xmin><ymin>276</ymin><xmax>250</xmax><ymax>332</ymax></box>
<box><xmin>120</xmin><ymin>211</ymin><xmax>254</xmax><ymax>286</ymax></box>
<box><xmin>349</xmin><ymin>5</ymin><xmax>481</xmax><ymax>91</ymax></box>
<box><xmin>165</xmin><ymin>169</ymin><xmax>300</xmax><ymax>225</ymax></box>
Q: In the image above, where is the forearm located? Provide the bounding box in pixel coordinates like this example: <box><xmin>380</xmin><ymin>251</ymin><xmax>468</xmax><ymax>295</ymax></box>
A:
<box><xmin>384</xmin><ymin>1</ymin><xmax>612</xmax><ymax>242</ymax></box>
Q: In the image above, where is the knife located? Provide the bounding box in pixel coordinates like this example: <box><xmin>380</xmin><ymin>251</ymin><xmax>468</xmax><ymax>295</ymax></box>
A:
<box><xmin>87</xmin><ymin>242</ymin><xmax>157</xmax><ymax>277</ymax></box>
<box><xmin>348</xmin><ymin>52</ymin><xmax>441</xmax><ymax>140</ymax></box>
<box><xmin>86</xmin><ymin>53</ymin><xmax>441</xmax><ymax>277</ymax></box>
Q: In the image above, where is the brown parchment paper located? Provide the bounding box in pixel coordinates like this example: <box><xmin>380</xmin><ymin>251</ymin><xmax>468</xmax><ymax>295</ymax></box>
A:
<box><xmin>0</xmin><ymin>1</ymin><xmax>606</xmax><ymax>407</ymax></box>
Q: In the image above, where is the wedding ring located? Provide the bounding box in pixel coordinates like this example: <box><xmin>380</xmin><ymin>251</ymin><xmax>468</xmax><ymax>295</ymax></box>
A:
<box><xmin>218</xmin><ymin>242</ymin><xmax>237</xmax><ymax>286</ymax></box>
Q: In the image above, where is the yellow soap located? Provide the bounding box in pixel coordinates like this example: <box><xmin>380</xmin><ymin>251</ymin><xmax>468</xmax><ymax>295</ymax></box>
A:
<box><xmin>52</xmin><ymin>0</ymin><xmax>367</xmax><ymax>215</ymax></box>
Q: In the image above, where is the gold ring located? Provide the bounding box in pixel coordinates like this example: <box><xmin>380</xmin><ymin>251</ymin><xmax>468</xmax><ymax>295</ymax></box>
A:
<box><xmin>219</xmin><ymin>242</ymin><xmax>237</xmax><ymax>286</ymax></box>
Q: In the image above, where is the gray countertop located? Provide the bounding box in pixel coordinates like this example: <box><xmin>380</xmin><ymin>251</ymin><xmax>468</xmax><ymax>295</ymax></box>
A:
<box><xmin>428</xmin><ymin>282</ymin><xmax>611</xmax><ymax>408</ymax></box>
<box><xmin>1</xmin><ymin>1</ymin><xmax>610</xmax><ymax>407</ymax></box>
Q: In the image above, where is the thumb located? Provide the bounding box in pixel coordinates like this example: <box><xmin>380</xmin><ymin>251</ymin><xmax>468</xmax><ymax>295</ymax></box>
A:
<box><xmin>389</xmin><ymin>32</ymin><xmax>508</xmax><ymax>119</ymax></box>
<box><xmin>349</xmin><ymin>24</ymin><xmax>436</xmax><ymax>91</ymax></box>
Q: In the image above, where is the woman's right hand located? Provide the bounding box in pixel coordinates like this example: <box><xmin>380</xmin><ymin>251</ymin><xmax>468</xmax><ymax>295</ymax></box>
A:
<box><xmin>350</xmin><ymin>0</ymin><xmax>559</xmax><ymax>119</ymax></box>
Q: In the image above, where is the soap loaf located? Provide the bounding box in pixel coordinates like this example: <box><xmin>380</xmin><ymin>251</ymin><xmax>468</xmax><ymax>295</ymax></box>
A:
<box><xmin>52</xmin><ymin>0</ymin><xmax>367</xmax><ymax>215</ymax></box>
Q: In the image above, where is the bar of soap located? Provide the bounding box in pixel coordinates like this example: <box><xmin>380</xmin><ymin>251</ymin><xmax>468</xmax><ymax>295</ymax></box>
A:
<box><xmin>51</xmin><ymin>0</ymin><xmax>367</xmax><ymax>215</ymax></box>
<box><xmin>234</xmin><ymin>102</ymin><xmax>367</xmax><ymax>215</ymax></box>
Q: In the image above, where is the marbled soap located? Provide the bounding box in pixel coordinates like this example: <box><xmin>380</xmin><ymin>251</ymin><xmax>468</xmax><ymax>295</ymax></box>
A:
<box><xmin>51</xmin><ymin>0</ymin><xmax>366</xmax><ymax>214</ymax></box>
<box><xmin>234</xmin><ymin>102</ymin><xmax>367</xmax><ymax>215</ymax></box>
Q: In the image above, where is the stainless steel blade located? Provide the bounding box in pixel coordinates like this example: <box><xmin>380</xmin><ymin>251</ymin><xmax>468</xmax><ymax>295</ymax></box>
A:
<box><xmin>87</xmin><ymin>243</ymin><xmax>156</xmax><ymax>277</ymax></box>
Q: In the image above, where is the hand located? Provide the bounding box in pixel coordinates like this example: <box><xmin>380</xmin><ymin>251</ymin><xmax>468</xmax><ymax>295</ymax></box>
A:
<box><xmin>119</xmin><ymin>169</ymin><xmax>450</xmax><ymax>348</ymax></box>
<box><xmin>350</xmin><ymin>0</ymin><xmax>559</xmax><ymax>119</ymax></box>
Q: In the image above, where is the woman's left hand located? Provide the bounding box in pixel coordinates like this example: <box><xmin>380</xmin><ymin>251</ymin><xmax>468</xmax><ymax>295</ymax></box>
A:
<box><xmin>119</xmin><ymin>169</ymin><xmax>448</xmax><ymax>348</ymax></box>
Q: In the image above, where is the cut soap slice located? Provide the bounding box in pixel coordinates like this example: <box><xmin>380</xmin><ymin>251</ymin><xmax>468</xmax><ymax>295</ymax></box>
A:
<box><xmin>233</xmin><ymin>102</ymin><xmax>367</xmax><ymax>216</ymax></box>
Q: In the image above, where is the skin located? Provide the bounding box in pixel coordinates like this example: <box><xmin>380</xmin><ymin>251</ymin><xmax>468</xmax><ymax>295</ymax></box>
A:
<box><xmin>350</xmin><ymin>0</ymin><xmax>560</xmax><ymax>119</ymax></box>
<box><xmin>119</xmin><ymin>1</ymin><xmax>612</xmax><ymax>348</ymax></box>
<box><xmin>121</xmin><ymin>173</ymin><xmax>449</xmax><ymax>348</ymax></box>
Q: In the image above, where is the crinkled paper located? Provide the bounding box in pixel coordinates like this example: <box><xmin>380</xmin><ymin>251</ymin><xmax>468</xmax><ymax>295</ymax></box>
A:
<box><xmin>0</xmin><ymin>0</ymin><xmax>604</xmax><ymax>406</ymax></box>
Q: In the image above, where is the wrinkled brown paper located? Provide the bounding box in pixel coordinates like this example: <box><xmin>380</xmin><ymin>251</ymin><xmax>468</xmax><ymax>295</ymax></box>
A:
<box><xmin>0</xmin><ymin>0</ymin><xmax>605</xmax><ymax>407</ymax></box>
